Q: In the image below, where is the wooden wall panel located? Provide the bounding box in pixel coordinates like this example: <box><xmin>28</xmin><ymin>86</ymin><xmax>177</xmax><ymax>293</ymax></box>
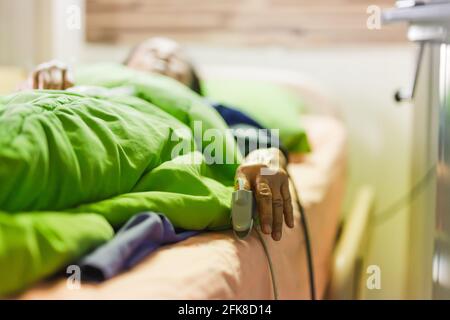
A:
<box><xmin>86</xmin><ymin>0</ymin><xmax>407</xmax><ymax>46</ymax></box>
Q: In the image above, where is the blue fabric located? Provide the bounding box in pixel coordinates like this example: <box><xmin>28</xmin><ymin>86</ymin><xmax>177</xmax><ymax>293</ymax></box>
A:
<box><xmin>210</xmin><ymin>102</ymin><xmax>289</xmax><ymax>158</ymax></box>
<box><xmin>211</xmin><ymin>102</ymin><xmax>265</xmax><ymax>129</ymax></box>
<box><xmin>78</xmin><ymin>212</ymin><xmax>197</xmax><ymax>281</ymax></box>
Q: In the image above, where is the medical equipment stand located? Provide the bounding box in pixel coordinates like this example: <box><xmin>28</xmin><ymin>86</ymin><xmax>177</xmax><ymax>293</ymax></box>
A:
<box><xmin>383</xmin><ymin>0</ymin><xmax>450</xmax><ymax>299</ymax></box>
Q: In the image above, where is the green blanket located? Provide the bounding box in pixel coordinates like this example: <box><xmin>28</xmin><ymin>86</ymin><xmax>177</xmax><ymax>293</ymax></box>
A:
<box><xmin>0</xmin><ymin>68</ymin><xmax>241</xmax><ymax>296</ymax></box>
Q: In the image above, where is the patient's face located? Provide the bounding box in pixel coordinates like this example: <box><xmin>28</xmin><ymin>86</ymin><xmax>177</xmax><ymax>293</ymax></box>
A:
<box><xmin>126</xmin><ymin>37</ymin><xmax>193</xmax><ymax>87</ymax></box>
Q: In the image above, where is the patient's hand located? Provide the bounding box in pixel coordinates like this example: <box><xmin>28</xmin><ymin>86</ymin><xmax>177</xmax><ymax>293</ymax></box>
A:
<box><xmin>22</xmin><ymin>60</ymin><xmax>74</xmax><ymax>90</ymax></box>
<box><xmin>236</xmin><ymin>148</ymin><xmax>294</xmax><ymax>241</ymax></box>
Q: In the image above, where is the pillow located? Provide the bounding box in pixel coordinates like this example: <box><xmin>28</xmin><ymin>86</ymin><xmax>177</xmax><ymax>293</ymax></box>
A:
<box><xmin>202</xmin><ymin>78</ymin><xmax>310</xmax><ymax>153</ymax></box>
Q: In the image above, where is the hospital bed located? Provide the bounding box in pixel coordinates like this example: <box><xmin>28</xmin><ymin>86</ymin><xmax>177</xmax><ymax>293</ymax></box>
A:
<box><xmin>17</xmin><ymin>68</ymin><xmax>348</xmax><ymax>300</ymax></box>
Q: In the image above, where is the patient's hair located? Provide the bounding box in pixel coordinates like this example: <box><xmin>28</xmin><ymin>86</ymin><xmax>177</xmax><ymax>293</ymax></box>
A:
<box><xmin>123</xmin><ymin>45</ymin><xmax>203</xmax><ymax>96</ymax></box>
<box><xmin>189</xmin><ymin>65</ymin><xmax>203</xmax><ymax>96</ymax></box>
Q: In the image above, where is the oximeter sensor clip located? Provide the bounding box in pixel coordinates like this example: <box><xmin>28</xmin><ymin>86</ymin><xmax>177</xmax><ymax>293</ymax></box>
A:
<box><xmin>231</xmin><ymin>178</ymin><xmax>255</xmax><ymax>239</ymax></box>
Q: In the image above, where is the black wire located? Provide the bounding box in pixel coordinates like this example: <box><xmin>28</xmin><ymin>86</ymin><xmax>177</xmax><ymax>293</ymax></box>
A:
<box><xmin>299</xmin><ymin>201</ymin><xmax>316</xmax><ymax>300</ymax></box>
<box><xmin>289</xmin><ymin>173</ymin><xmax>316</xmax><ymax>300</ymax></box>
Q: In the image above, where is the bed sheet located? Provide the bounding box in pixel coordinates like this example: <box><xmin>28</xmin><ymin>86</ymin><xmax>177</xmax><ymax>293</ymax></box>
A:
<box><xmin>19</xmin><ymin>115</ymin><xmax>347</xmax><ymax>300</ymax></box>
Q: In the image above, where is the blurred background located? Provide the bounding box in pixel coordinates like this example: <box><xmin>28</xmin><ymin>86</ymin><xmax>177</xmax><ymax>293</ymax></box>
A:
<box><xmin>0</xmin><ymin>0</ymin><xmax>418</xmax><ymax>299</ymax></box>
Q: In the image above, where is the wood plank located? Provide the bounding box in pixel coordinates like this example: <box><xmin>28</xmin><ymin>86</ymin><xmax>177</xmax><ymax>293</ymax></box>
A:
<box><xmin>86</xmin><ymin>0</ymin><xmax>407</xmax><ymax>46</ymax></box>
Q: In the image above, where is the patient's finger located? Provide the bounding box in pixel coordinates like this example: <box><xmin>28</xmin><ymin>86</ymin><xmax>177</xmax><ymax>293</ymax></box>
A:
<box><xmin>281</xmin><ymin>180</ymin><xmax>294</xmax><ymax>228</ymax></box>
<box><xmin>51</xmin><ymin>67</ymin><xmax>63</xmax><ymax>90</ymax></box>
<box><xmin>45</xmin><ymin>70</ymin><xmax>53</xmax><ymax>89</ymax></box>
<box><xmin>38</xmin><ymin>72</ymin><xmax>47</xmax><ymax>89</ymax></box>
<box><xmin>255</xmin><ymin>176</ymin><xmax>273</xmax><ymax>234</ymax></box>
<box><xmin>234</xmin><ymin>171</ymin><xmax>251</xmax><ymax>191</ymax></box>
<box><xmin>50</xmin><ymin>70</ymin><xmax>58</xmax><ymax>89</ymax></box>
<box><xmin>47</xmin><ymin>68</ymin><xmax>56</xmax><ymax>89</ymax></box>
<box><xmin>61</xmin><ymin>68</ymin><xmax>73</xmax><ymax>89</ymax></box>
<box><xmin>271</xmin><ymin>187</ymin><xmax>284</xmax><ymax>241</ymax></box>
<box><xmin>32</xmin><ymin>70</ymin><xmax>39</xmax><ymax>89</ymax></box>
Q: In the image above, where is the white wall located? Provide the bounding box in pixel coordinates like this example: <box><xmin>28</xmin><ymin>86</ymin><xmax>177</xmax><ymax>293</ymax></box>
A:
<box><xmin>50</xmin><ymin>0</ymin><xmax>85</xmax><ymax>65</ymax></box>
<box><xmin>0</xmin><ymin>0</ymin><xmax>85</xmax><ymax>69</ymax></box>
<box><xmin>0</xmin><ymin>0</ymin><xmax>36</xmax><ymax>68</ymax></box>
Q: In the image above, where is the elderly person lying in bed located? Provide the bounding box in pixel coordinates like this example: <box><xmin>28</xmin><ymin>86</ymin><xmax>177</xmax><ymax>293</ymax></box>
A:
<box><xmin>0</xmin><ymin>37</ymin><xmax>308</xmax><ymax>296</ymax></box>
<box><xmin>22</xmin><ymin>37</ymin><xmax>294</xmax><ymax>242</ymax></box>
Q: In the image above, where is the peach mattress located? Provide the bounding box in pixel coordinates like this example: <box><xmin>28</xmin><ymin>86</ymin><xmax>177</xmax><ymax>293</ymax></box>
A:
<box><xmin>19</xmin><ymin>115</ymin><xmax>347</xmax><ymax>300</ymax></box>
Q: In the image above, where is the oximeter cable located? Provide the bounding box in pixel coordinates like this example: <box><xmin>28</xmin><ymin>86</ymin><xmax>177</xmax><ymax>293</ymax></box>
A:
<box><xmin>289</xmin><ymin>172</ymin><xmax>316</xmax><ymax>300</ymax></box>
<box><xmin>255</xmin><ymin>173</ymin><xmax>316</xmax><ymax>300</ymax></box>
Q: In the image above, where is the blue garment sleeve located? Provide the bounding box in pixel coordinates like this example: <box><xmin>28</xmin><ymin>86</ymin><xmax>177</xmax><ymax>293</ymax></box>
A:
<box><xmin>78</xmin><ymin>212</ymin><xmax>197</xmax><ymax>281</ymax></box>
<box><xmin>210</xmin><ymin>101</ymin><xmax>289</xmax><ymax>158</ymax></box>
<box><xmin>210</xmin><ymin>102</ymin><xmax>265</xmax><ymax>129</ymax></box>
